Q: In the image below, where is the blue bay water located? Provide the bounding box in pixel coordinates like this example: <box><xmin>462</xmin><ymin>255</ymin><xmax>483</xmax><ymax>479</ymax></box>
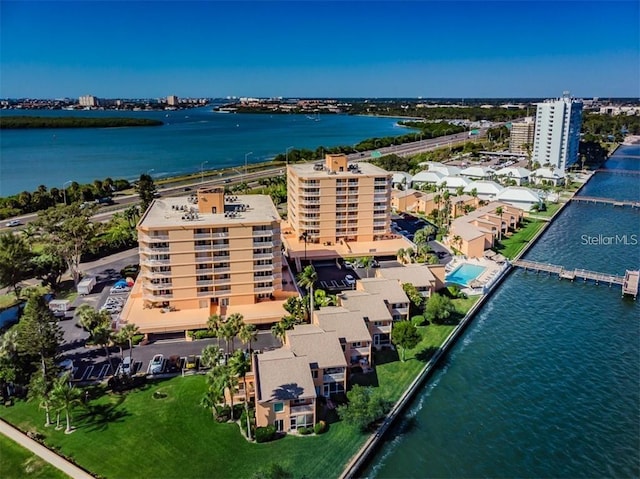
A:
<box><xmin>0</xmin><ymin>107</ymin><xmax>412</xmax><ymax>196</ymax></box>
<box><xmin>364</xmin><ymin>146</ymin><xmax>640</xmax><ymax>479</ymax></box>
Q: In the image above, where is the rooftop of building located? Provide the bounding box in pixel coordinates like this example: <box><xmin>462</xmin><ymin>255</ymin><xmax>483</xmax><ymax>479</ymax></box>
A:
<box><xmin>313</xmin><ymin>306</ymin><xmax>372</xmax><ymax>344</ymax></box>
<box><xmin>255</xmin><ymin>349</ymin><xmax>317</xmax><ymax>403</ymax></box>
<box><xmin>139</xmin><ymin>192</ymin><xmax>280</xmax><ymax>229</ymax></box>
<box><xmin>375</xmin><ymin>263</ymin><xmax>437</xmax><ymax>286</ymax></box>
<box><xmin>286</xmin><ymin>325</ymin><xmax>347</xmax><ymax>369</ymax></box>
<box><xmin>357</xmin><ymin>278</ymin><xmax>409</xmax><ymax>305</ymax></box>
<box><xmin>288</xmin><ymin>159</ymin><xmax>390</xmax><ymax>178</ymax></box>
<box><xmin>494</xmin><ymin>166</ymin><xmax>531</xmax><ymax>178</ymax></box>
<box><xmin>338</xmin><ymin>290</ymin><xmax>393</xmax><ymax>323</ymax></box>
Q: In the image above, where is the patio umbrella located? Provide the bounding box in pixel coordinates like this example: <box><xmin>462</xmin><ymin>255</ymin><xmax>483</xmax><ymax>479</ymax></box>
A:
<box><xmin>126</xmin><ymin>277</ymin><xmax>135</xmax><ymax>286</ymax></box>
<box><xmin>114</xmin><ymin>279</ymin><xmax>128</xmax><ymax>287</ymax></box>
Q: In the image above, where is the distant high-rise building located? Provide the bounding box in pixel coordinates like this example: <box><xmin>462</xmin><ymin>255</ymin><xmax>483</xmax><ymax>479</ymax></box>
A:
<box><xmin>167</xmin><ymin>95</ymin><xmax>179</xmax><ymax>106</ymax></box>
<box><xmin>509</xmin><ymin>117</ymin><xmax>535</xmax><ymax>154</ymax></box>
<box><xmin>532</xmin><ymin>93</ymin><xmax>583</xmax><ymax>170</ymax></box>
<box><xmin>78</xmin><ymin>95</ymin><xmax>98</xmax><ymax>107</ymax></box>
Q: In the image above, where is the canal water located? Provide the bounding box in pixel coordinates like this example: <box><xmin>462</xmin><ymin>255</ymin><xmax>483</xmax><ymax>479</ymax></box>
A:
<box><xmin>364</xmin><ymin>146</ymin><xmax>640</xmax><ymax>478</ymax></box>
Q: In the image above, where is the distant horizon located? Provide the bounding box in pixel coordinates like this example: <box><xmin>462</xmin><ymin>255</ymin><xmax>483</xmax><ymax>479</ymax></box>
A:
<box><xmin>2</xmin><ymin>1</ymin><xmax>638</xmax><ymax>98</ymax></box>
<box><xmin>2</xmin><ymin>95</ymin><xmax>639</xmax><ymax>102</ymax></box>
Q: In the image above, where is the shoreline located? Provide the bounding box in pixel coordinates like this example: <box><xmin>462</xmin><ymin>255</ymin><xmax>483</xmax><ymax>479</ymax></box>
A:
<box><xmin>341</xmin><ymin>160</ymin><xmax>603</xmax><ymax>478</ymax></box>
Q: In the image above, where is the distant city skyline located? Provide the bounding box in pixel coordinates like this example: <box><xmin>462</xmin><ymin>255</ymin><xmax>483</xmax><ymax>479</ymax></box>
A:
<box><xmin>1</xmin><ymin>1</ymin><xmax>638</xmax><ymax>99</ymax></box>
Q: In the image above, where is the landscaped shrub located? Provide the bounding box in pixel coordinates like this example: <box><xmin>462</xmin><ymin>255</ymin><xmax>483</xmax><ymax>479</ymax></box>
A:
<box><xmin>411</xmin><ymin>315</ymin><xmax>427</xmax><ymax>326</ymax></box>
<box><xmin>297</xmin><ymin>426</ymin><xmax>312</xmax><ymax>435</ymax></box>
<box><xmin>240</xmin><ymin>408</ymin><xmax>256</xmax><ymax>436</ymax></box>
<box><xmin>217</xmin><ymin>405</ymin><xmax>231</xmax><ymax>422</ymax></box>
<box><xmin>314</xmin><ymin>420</ymin><xmax>327</xmax><ymax>435</ymax></box>
<box><xmin>190</xmin><ymin>329</ymin><xmax>218</xmax><ymax>340</ymax></box>
<box><xmin>255</xmin><ymin>425</ymin><xmax>276</xmax><ymax>443</ymax></box>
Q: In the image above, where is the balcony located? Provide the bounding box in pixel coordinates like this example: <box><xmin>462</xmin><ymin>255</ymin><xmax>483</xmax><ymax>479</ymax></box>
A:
<box><xmin>143</xmin><ymin>270</ymin><xmax>173</xmax><ymax>278</ymax></box>
<box><xmin>197</xmin><ymin>291</ymin><xmax>214</xmax><ymax>297</ymax></box>
<box><xmin>254</xmin><ymin>274</ymin><xmax>273</xmax><ymax>282</ymax></box>
<box><xmin>196</xmin><ymin>279</ymin><xmax>215</xmax><ymax>286</ymax></box>
<box><xmin>299</xmin><ymin>198</ymin><xmax>320</xmax><ymax>205</ymax></box>
<box><xmin>254</xmin><ymin>264</ymin><xmax>274</xmax><ymax>272</ymax></box>
<box><xmin>139</xmin><ymin>233</ymin><xmax>169</xmax><ymax>242</ymax></box>
<box><xmin>143</xmin><ymin>293</ymin><xmax>173</xmax><ymax>301</ymax></box>
<box><xmin>211</xmin><ymin>244</ymin><xmax>230</xmax><ymax>251</ymax></box>
<box><xmin>194</xmin><ymin>268</ymin><xmax>213</xmax><ymax>274</ymax></box>
<box><xmin>140</xmin><ymin>258</ymin><xmax>170</xmax><ymax>266</ymax></box>
<box><xmin>290</xmin><ymin>403</ymin><xmax>315</xmax><ymax>414</ymax></box>
<box><xmin>140</xmin><ymin>247</ymin><xmax>170</xmax><ymax>254</ymax></box>
<box><xmin>145</xmin><ymin>282</ymin><xmax>173</xmax><ymax>290</ymax></box>
<box><xmin>254</xmin><ymin>253</ymin><xmax>273</xmax><ymax>260</ymax></box>
<box><xmin>252</xmin><ymin>230</ymin><xmax>273</xmax><ymax>237</ymax></box>
<box><xmin>254</xmin><ymin>286</ymin><xmax>274</xmax><ymax>293</ymax></box>
<box><xmin>323</xmin><ymin>372</ymin><xmax>345</xmax><ymax>383</ymax></box>
<box><xmin>213</xmin><ymin>266</ymin><xmax>231</xmax><ymax>274</ymax></box>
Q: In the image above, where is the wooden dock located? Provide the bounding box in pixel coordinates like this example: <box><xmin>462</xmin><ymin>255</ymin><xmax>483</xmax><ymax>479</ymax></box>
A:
<box><xmin>571</xmin><ymin>196</ymin><xmax>640</xmax><ymax>208</ymax></box>
<box><xmin>512</xmin><ymin>259</ymin><xmax>639</xmax><ymax>299</ymax></box>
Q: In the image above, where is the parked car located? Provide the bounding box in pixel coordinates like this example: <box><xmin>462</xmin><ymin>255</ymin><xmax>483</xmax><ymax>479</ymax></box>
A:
<box><xmin>345</xmin><ymin>274</ymin><xmax>356</xmax><ymax>286</ymax></box>
<box><xmin>150</xmin><ymin>354</ymin><xmax>165</xmax><ymax>374</ymax></box>
<box><xmin>5</xmin><ymin>219</ymin><xmax>21</xmax><ymax>227</ymax></box>
<box><xmin>117</xmin><ymin>356</ymin><xmax>133</xmax><ymax>376</ymax></box>
<box><xmin>110</xmin><ymin>285</ymin><xmax>131</xmax><ymax>294</ymax></box>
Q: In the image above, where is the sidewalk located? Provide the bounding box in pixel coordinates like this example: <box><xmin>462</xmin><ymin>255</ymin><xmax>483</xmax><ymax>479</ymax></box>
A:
<box><xmin>0</xmin><ymin>419</ymin><xmax>94</xmax><ymax>479</ymax></box>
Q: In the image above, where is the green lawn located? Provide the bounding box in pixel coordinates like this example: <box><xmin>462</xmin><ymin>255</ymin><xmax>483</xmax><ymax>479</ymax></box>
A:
<box><xmin>0</xmin><ymin>296</ymin><xmax>481</xmax><ymax>479</ymax></box>
<box><xmin>529</xmin><ymin>202</ymin><xmax>562</xmax><ymax>218</ymax></box>
<box><xmin>0</xmin><ymin>292</ymin><xmax>19</xmax><ymax>309</ymax></box>
<box><xmin>0</xmin><ymin>434</ymin><xmax>69</xmax><ymax>479</ymax></box>
<box><xmin>0</xmin><ymin>377</ymin><xmax>368</xmax><ymax>479</ymax></box>
<box><xmin>494</xmin><ymin>219</ymin><xmax>546</xmax><ymax>259</ymax></box>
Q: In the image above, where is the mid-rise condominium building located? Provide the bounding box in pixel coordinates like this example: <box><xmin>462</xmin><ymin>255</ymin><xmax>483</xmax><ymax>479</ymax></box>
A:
<box><xmin>167</xmin><ymin>95</ymin><xmax>179</xmax><ymax>106</ymax></box>
<box><xmin>532</xmin><ymin>93</ymin><xmax>583</xmax><ymax>170</ymax></box>
<box><xmin>287</xmin><ymin>154</ymin><xmax>392</xmax><ymax>245</ymax></box>
<box><xmin>509</xmin><ymin>116</ymin><xmax>535</xmax><ymax>154</ymax></box>
<box><xmin>78</xmin><ymin>95</ymin><xmax>98</xmax><ymax>107</ymax></box>
<box><xmin>135</xmin><ymin>187</ymin><xmax>282</xmax><ymax>316</ymax></box>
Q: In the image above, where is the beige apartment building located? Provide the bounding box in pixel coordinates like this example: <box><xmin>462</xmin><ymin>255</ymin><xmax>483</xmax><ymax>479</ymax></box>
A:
<box><xmin>287</xmin><ymin>154</ymin><xmax>392</xmax><ymax>245</ymax></box>
<box><xmin>510</xmin><ymin>117</ymin><xmax>535</xmax><ymax>154</ymax></box>
<box><xmin>121</xmin><ymin>188</ymin><xmax>288</xmax><ymax>334</ymax></box>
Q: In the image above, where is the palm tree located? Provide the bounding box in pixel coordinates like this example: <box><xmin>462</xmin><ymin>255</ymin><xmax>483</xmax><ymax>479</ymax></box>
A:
<box><xmin>495</xmin><ymin>206</ymin><xmax>504</xmax><ymax>241</ymax></box>
<box><xmin>50</xmin><ymin>373</ymin><xmax>83</xmax><ymax>433</ymax></box>
<box><xmin>396</xmin><ymin>248</ymin><xmax>406</xmax><ymax>264</ymax></box>
<box><xmin>296</xmin><ymin>265</ymin><xmax>318</xmax><ymax>317</ymax></box>
<box><xmin>360</xmin><ymin>256</ymin><xmax>374</xmax><ymax>278</ymax></box>
<box><xmin>201</xmin><ymin>344</ymin><xmax>224</xmax><ymax>369</ymax></box>
<box><xmin>229</xmin><ymin>349</ymin><xmax>252</xmax><ymax>438</ymax></box>
<box><xmin>92</xmin><ymin>325</ymin><xmax>114</xmax><ymax>375</ymax></box>
<box><xmin>238</xmin><ymin>323</ymin><xmax>258</xmax><ymax>354</ymax></box>
<box><xmin>452</xmin><ymin>235</ymin><xmax>462</xmax><ymax>253</ymax></box>
<box><xmin>119</xmin><ymin>323</ymin><xmax>140</xmax><ymax>367</ymax></box>
<box><xmin>76</xmin><ymin>305</ymin><xmax>110</xmax><ymax>339</ymax></box>
<box><xmin>314</xmin><ymin>289</ymin><xmax>337</xmax><ymax>308</ymax></box>
<box><xmin>200</xmin><ymin>387</ymin><xmax>224</xmax><ymax>420</ymax></box>
<box><xmin>210</xmin><ymin>365</ymin><xmax>239</xmax><ymax>421</ymax></box>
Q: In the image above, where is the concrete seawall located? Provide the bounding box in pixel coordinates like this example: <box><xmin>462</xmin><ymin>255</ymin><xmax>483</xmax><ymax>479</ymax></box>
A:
<box><xmin>341</xmin><ymin>164</ymin><xmax>606</xmax><ymax>478</ymax></box>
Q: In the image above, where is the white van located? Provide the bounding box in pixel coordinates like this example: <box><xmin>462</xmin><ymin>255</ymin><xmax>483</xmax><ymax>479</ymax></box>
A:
<box><xmin>117</xmin><ymin>357</ymin><xmax>133</xmax><ymax>376</ymax></box>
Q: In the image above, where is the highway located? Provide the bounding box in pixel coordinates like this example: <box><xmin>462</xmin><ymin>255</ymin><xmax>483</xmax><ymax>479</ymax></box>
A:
<box><xmin>1</xmin><ymin>128</ymin><xmax>487</xmax><ymax>231</ymax></box>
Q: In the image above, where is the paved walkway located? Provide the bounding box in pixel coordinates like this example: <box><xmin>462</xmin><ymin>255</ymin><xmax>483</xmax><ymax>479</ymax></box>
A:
<box><xmin>0</xmin><ymin>419</ymin><xmax>94</xmax><ymax>478</ymax></box>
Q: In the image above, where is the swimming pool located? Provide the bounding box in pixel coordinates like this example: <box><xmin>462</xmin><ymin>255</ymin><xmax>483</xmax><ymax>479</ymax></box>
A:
<box><xmin>445</xmin><ymin>263</ymin><xmax>486</xmax><ymax>287</ymax></box>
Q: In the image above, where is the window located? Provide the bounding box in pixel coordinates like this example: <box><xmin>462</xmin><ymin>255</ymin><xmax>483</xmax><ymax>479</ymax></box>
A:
<box><xmin>273</xmin><ymin>402</ymin><xmax>284</xmax><ymax>413</ymax></box>
<box><xmin>312</xmin><ymin>370</ymin><xmax>318</xmax><ymax>379</ymax></box>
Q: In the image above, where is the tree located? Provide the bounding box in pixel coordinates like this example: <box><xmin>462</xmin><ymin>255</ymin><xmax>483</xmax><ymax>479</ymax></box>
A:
<box><xmin>76</xmin><ymin>305</ymin><xmax>111</xmax><ymax>339</ymax></box>
<box><xmin>119</xmin><ymin>323</ymin><xmax>140</xmax><ymax>367</ymax></box>
<box><xmin>92</xmin><ymin>325</ymin><xmax>114</xmax><ymax>375</ymax></box>
<box><xmin>391</xmin><ymin>321</ymin><xmax>421</xmax><ymax>362</ymax></box>
<box><xmin>238</xmin><ymin>322</ymin><xmax>258</xmax><ymax>354</ymax></box>
<box><xmin>229</xmin><ymin>349</ymin><xmax>252</xmax><ymax>438</ymax></box>
<box><xmin>17</xmin><ymin>294</ymin><xmax>63</xmax><ymax>426</ymax></box>
<box><xmin>495</xmin><ymin>206</ymin><xmax>504</xmax><ymax>241</ymax></box>
<box><xmin>282</xmin><ymin>296</ymin><xmax>307</xmax><ymax>322</ymax></box>
<box><xmin>31</xmin><ymin>248</ymin><xmax>66</xmax><ymax>290</ymax></box>
<box><xmin>200</xmin><ymin>344</ymin><xmax>224</xmax><ymax>369</ymax></box>
<box><xmin>209</xmin><ymin>364</ymin><xmax>238</xmax><ymax>420</ymax></box>
<box><xmin>314</xmin><ymin>289</ymin><xmax>337</xmax><ymax>308</ymax></box>
<box><xmin>136</xmin><ymin>174</ymin><xmax>157</xmax><ymax>213</ymax></box>
<box><xmin>296</xmin><ymin>265</ymin><xmax>318</xmax><ymax>317</ymax></box>
<box><xmin>360</xmin><ymin>256</ymin><xmax>374</xmax><ymax>278</ymax></box>
<box><xmin>35</xmin><ymin>203</ymin><xmax>98</xmax><ymax>285</ymax></box>
<box><xmin>0</xmin><ymin>232</ymin><xmax>33</xmax><ymax>297</ymax></box>
<box><xmin>50</xmin><ymin>373</ymin><xmax>83</xmax><ymax>433</ymax></box>
<box><xmin>200</xmin><ymin>386</ymin><xmax>224</xmax><ymax>420</ymax></box>
<box><xmin>396</xmin><ymin>248</ymin><xmax>406</xmax><ymax>265</ymax></box>
<box><xmin>337</xmin><ymin>385</ymin><xmax>390</xmax><ymax>432</ymax></box>
<box><xmin>270</xmin><ymin>315</ymin><xmax>300</xmax><ymax>341</ymax></box>
<box><xmin>402</xmin><ymin>283</ymin><xmax>424</xmax><ymax>312</ymax></box>
<box><xmin>424</xmin><ymin>293</ymin><xmax>456</xmax><ymax>324</ymax></box>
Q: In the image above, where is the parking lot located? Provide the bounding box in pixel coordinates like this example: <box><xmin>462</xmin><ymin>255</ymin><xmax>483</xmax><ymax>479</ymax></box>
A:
<box><xmin>391</xmin><ymin>213</ymin><xmax>437</xmax><ymax>242</ymax></box>
<box><xmin>313</xmin><ymin>261</ymin><xmax>359</xmax><ymax>293</ymax></box>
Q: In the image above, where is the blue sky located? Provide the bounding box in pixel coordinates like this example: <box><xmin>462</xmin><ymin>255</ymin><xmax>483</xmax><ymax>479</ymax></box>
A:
<box><xmin>1</xmin><ymin>1</ymin><xmax>638</xmax><ymax>98</ymax></box>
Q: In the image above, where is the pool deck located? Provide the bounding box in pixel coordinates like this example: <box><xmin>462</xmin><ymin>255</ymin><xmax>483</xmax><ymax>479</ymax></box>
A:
<box><xmin>445</xmin><ymin>256</ymin><xmax>504</xmax><ymax>293</ymax></box>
